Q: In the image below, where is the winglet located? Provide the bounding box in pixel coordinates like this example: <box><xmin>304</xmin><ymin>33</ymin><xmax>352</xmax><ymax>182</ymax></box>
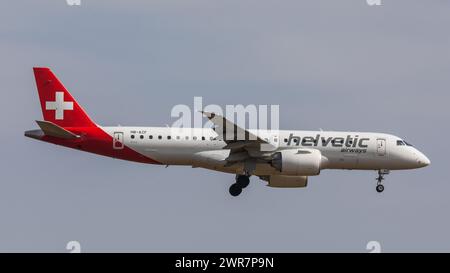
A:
<box><xmin>200</xmin><ymin>111</ymin><xmax>266</xmax><ymax>143</ymax></box>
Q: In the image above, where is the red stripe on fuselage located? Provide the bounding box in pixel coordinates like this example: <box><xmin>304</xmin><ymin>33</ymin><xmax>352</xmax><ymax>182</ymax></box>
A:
<box><xmin>37</xmin><ymin>126</ymin><xmax>161</xmax><ymax>164</ymax></box>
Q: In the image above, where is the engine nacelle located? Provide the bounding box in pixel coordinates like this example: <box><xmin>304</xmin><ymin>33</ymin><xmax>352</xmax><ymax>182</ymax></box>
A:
<box><xmin>271</xmin><ymin>149</ymin><xmax>322</xmax><ymax>176</ymax></box>
<box><xmin>266</xmin><ymin>175</ymin><xmax>308</xmax><ymax>188</ymax></box>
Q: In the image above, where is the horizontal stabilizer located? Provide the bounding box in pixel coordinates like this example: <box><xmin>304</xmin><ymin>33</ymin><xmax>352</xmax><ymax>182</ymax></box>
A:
<box><xmin>35</xmin><ymin>120</ymin><xmax>80</xmax><ymax>139</ymax></box>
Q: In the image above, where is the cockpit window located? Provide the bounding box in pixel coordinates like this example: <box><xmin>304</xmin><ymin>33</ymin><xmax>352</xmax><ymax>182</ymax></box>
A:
<box><xmin>398</xmin><ymin>139</ymin><xmax>413</xmax><ymax>146</ymax></box>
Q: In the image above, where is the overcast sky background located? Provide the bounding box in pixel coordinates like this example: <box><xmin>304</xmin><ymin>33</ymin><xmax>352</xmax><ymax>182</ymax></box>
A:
<box><xmin>0</xmin><ymin>0</ymin><xmax>449</xmax><ymax>252</ymax></box>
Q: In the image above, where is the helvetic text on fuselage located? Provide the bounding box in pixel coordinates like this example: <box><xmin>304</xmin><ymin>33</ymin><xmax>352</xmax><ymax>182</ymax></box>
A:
<box><xmin>286</xmin><ymin>133</ymin><xmax>370</xmax><ymax>154</ymax></box>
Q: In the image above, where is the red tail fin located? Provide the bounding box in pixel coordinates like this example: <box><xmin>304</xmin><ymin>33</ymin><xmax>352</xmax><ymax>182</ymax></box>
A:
<box><xmin>33</xmin><ymin>67</ymin><xmax>95</xmax><ymax>128</ymax></box>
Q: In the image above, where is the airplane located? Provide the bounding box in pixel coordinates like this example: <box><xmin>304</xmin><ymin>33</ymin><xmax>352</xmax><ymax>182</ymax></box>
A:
<box><xmin>25</xmin><ymin>67</ymin><xmax>431</xmax><ymax>196</ymax></box>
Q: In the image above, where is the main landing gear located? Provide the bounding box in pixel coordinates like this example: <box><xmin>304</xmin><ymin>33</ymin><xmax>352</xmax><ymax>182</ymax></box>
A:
<box><xmin>229</xmin><ymin>174</ymin><xmax>250</xmax><ymax>197</ymax></box>
<box><xmin>376</xmin><ymin>170</ymin><xmax>389</xmax><ymax>193</ymax></box>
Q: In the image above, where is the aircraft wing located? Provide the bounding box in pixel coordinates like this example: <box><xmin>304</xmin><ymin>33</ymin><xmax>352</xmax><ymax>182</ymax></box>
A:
<box><xmin>201</xmin><ymin>111</ymin><xmax>275</xmax><ymax>167</ymax></box>
<box><xmin>201</xmin><ymin>111</ymin><xmax>267</xmax><ymax>144</ymax></box>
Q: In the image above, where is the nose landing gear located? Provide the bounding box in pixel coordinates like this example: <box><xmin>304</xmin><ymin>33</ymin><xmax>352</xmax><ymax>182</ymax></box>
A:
<box><xmin>229</xmin><ymin>174</ymin><xmax>250</xmax><ymax>197</ymax></box>
<box><xmin>376</xmin><ymin>184</ymin><xmax>384</xmax><ymax>193</ymax></box>
<box><xmin>376</xmin><ymin>170</ymin><xmax>389</xmax><ymax>193</ymax></box>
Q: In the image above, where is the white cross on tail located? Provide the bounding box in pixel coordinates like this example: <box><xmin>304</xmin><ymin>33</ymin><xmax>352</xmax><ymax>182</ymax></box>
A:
<box><xmin>45</xmin><ymin>92</ymin><xmax>73</xmax><ymax>120</ymax></box>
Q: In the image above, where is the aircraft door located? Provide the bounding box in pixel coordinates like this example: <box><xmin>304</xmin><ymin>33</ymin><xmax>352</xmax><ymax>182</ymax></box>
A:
<box><xmin>113</xmin><ymin>132</ymin><xmax>124</xmax><ymax>150</ymax></box>
<box><xmin>377</xmin><ymin>138</ymin><xmax>386</xmax><ymax>156</ymax></box>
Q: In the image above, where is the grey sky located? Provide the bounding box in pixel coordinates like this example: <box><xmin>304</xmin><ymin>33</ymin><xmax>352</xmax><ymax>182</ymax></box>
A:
<box><xmin>0</xmin><ymin>0</ymin><xmax>449</xmax><ymax>252</ymax></box>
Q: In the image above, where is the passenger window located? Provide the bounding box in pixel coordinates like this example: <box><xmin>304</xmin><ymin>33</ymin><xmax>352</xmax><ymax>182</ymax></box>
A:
<box><xmin>176</xmin><ymin>136</ymin><xmax>180</xmax><ymax>140</ymax></box>
<box><xmin>131</xmin><ymin>135</ymin><xmax>135</xmax><ymax>139</ymax></box>
<box><xmin>202</xmin><ymin>136</ymin><xmax>205</xmax><ymax>141</ymax></box>
<box><xmin>193</xmin><ymin>136</ymin><xmax>197</xmax><ymax>140</ymax></box>
<box><xmin>149</xmin><ymin>135</ymin><xmax>153</xmax><ymax>139</ymax></box>
<box><xmin>284</xmin><ymin>138</ymin><xmax>288</xmax><ymax>143</ymax></box>
<box><xmin>158</xmin><ymin>135</ymin><xmax>162</xmax><ymax>140</ymax></box>
<box><xmin>167</xmin><ymin>136</ymin><xmax>171</xmax><ymax>140</ymax></box>
<box><xmin>140</xmin><ymin>135</ymin><xmax>144</xmax><ymax>139</ymax></box>
<box><xmin>185</xmin><ymin>136</ymin><xmax>189</xmax><ymax>140</ymax></box>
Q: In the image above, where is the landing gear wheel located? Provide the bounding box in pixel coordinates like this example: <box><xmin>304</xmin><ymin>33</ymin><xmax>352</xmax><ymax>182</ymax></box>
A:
<box><xmin>375</xmin><ymin>170</ymin><xmax>389</xmax><ymax>193</ymax></box>
<box><xmin>236</xmin><ymin>175</ymin><xmax>250</xmax><ymax>188</ymax></box>
<box><xmin>229</xmin><ymin>184</ymin><xmax>242</xmax><ymax>197</ymax></box>
<box><xmin>376</xmin><ymin>184</ymin><xmax>384</xmax><ymax>193</ymax></box>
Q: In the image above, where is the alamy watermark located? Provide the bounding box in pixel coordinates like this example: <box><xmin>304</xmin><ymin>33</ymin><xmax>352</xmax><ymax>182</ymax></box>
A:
<box><xmin>63</xmin><ymin>240</ymin><xmax>380</xmax><ymax>253</ymax></box>
<box><xmin>64</xmin><ymin>1</ymin><xmax>381</xmax><ymax>7</ymax></box>
<box><xmin>66</xmin><ymin>241</ymin><xmax>82</xmax><ymax>253</ymax></box>
<box><xmin>170</xmin><ymin>97</ymin><xmax>280</xmax><ymax>149</ymax></box>
<box><xmin>366</xmin><ymin>0</ymin><xmax>382</xmax><ymax>6</ymax></box>
<box><xmin>366</xmin><ymin>241</ymin><xmax>382</xmax><ymax>253</ymax></box>
<box><xmin>66</xmin><ymin>0</ymin><xmax>81</xmax><ymax>6</ymax></box>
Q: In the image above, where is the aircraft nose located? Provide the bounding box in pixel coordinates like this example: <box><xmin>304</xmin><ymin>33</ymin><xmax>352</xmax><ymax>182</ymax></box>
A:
<box><xmin>416</xmin><ymin>151</ymin><xmax>431</xmax><ymax>167</ymax></box>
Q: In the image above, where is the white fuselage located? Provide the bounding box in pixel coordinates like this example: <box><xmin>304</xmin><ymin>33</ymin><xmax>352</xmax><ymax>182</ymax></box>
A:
<box><xmin>101</xmin><ymin>126</ymin><xmax>430</xmax><ymax>176</ymax></box>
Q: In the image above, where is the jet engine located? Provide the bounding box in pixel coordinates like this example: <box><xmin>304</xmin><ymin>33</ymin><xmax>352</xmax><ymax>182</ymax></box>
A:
<box><xmin>266</xmin><ymin>175</ymin><xmax>308</xmax><ymax>188</ymax></box>
<box><xmin>270</xmin><ymin>149</ymin><xmax>322</xmax><ymax>176</ymax></box>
